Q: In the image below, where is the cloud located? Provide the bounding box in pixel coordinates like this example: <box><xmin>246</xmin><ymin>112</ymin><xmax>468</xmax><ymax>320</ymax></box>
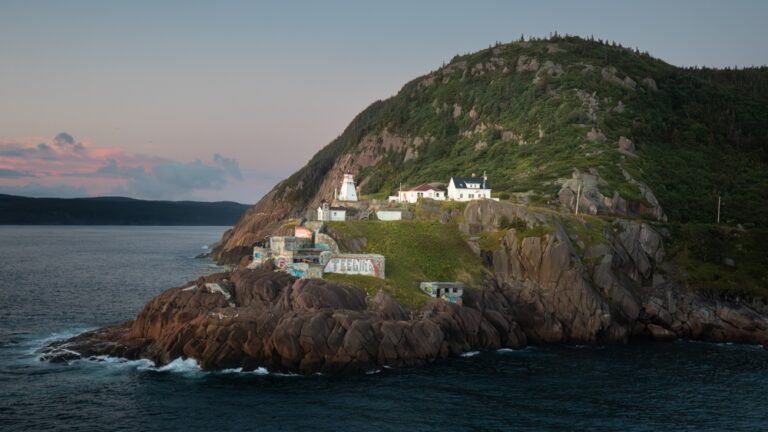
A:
<box><xmin>54</xmin><ymin>132</ymin><xmax>74</xmax><ymax>145</ymax></box>
<box><xmin>111</xmin><ymin>159</ymin><xmax>237</xmax><ymax>199</ymax></box>
<box><xmin>53</xmin><ymin>132</ymin><xmax>85</xmax><ymax>152</ymax></box>
<box><xmin>213</xmin><ymin>153</ymin><xmax>243</xmax><ymax>180</ymax></box>
<box><xmin>0</xmin><ymin>168</ymin><xmax>36</xmax><ymax>178</ymax></box>
<box><xmin>0</xmin><ymin>132</ymin><xmax>244</xmax><ymax>200</ymax></box>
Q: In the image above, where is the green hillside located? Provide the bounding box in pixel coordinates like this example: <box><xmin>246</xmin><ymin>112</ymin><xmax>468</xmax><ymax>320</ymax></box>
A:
<box><xmin>274</xmin><ymin>35</ymin><xmax>768</xmax><ymax>226</ymax></box>
<box><xmin>325</xmin><ymin>220</ymin><xmax>486</xmax><ymax>308</ymax></box>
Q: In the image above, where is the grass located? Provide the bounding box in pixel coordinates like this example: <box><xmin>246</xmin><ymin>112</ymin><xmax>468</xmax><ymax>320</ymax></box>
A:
<box><xmin>667</xmin><ymin>224</ymin><xmax>768</xmax><ymax>300</ymax></box>
<box><xmin>561</xmin><ymin>215</ymin><xmax>609</xmax><ymax>252</ymax></box>
<box><xmin>324</xmin><ymin>273</ymin><xmax>429</xmax><ymax>309</ymax></box>
<box><xmin>514</xmin><ymin>224</ymin><xmax>555</xmax><ymax>241</ymax></box>
<box><xmin>478</xmin><ymin>230</ymin><xmax>506</xmax><ymax>250</ymax></box>
<box><xmin>326</xmin><ymin>220</ymin><xmax>487</xmax><ymax>308</ymax></box>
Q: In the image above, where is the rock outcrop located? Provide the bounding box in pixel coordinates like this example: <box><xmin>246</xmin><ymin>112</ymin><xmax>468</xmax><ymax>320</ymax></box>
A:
<box><xmin>44</xmin><ymin>200</ymin><xmax>768</xmax><ymax>374</ymax></box>
<box><xmin>558</xmin><ymin>169</ymin><xmax>666</xmax><ymax>221</ymax></box>
<box><xmin>41</xmin><ymin>269</ymin><xmax>527</xmax><ymax>374</ymax></box>
<box><xmin>461</xmin><ymin>199</ymin><xmax>768</xmax><ymax>346</ymax></box>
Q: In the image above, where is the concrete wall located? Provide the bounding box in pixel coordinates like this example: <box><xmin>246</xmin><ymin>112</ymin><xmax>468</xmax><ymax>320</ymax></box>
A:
<box><xmin>270</xmin><ymin>236</ymin><xmax>311</xmax><ymax>255</ymax></box>
<box><xmin>318</xmin><ymin>207</ymin><xmax>346</xmax><ymax>221</ymax></box>
<box><xmin>324</xmin><ymin>254</ymin><xmax>385</xmax><ymax>279</ymax></box>
<box><xmin>376</xmin><ymin>210</ymin><xmax>402</xmax><ymax>221</ymax></box>
<box><xmin>285</xmin><ymin>263</ymin><xmax>324</xmax><ymax>279</ymax></box>
<box><xmin>420</xmin><ymin>282</ymin><xmax>464</xmax><ymax>305</ymax></box>
<box><xmin>248</xmin><ymin>246</ymin><xmax>273</xmax><ymax>269</ymax></box>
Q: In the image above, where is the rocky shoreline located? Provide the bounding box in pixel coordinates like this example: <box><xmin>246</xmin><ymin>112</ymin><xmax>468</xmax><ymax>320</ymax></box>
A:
<box><xmin>40</xmin><ymin>265</ymin><xmax>768</xmax><ymax>374</ymax></box>
<box><xmin>41</xmin><ymin>201</ymin><xmax>768</xmax><ymax>374</ymax></box>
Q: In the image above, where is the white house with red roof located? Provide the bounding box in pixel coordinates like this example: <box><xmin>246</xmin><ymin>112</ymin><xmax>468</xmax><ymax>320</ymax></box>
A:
<box><xmin>389</xmin><ymin>183</ymin><xmax>446</xmax><ymax>204</ymax></box>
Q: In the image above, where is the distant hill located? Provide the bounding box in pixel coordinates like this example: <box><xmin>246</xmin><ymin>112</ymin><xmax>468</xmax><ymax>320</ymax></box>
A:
<box><xmin>0</xmin><ymin>194</ymin><xmax>250</xmax><ymax>225</ymax></box>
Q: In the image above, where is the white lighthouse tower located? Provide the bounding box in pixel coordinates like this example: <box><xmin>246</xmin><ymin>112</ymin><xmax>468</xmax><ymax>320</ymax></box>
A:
<box><xmin>337</xmin><ymin>174</ymin><xmax>358</xmax><ymax>202</ymax></box>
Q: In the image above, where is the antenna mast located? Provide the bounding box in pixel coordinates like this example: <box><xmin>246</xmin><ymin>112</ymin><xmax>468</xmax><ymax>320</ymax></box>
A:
<box><xmin>575</xmin><ymin>183</ymin><xmax>582</xmax><ymax>216</ymax></box>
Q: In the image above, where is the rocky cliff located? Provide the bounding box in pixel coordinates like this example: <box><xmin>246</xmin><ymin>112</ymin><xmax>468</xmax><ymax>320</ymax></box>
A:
<box><xmin>462</xmin><ymin>200</ymin><xmax>768</xmax><ymax>345</ymax></box>
<box><xmin>43</xmin><ymin>201</ymin><xmax>768</xmax><ymax>374</ymax></box>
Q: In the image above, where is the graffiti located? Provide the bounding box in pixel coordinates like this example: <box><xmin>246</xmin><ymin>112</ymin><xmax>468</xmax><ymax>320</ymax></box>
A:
<box><xmin>419</xmin><ymin>282</ymin><xmax>464</xmax><ymax>305</ymax></box>
<box><xmin>323</xmin><ymin>254</ymin><xmax>385</xmax><ymax>279</ymax></box>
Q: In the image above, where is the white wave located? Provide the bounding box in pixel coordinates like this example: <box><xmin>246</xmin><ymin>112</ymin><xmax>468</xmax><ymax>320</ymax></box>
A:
<box><xmin>496</xmin><ymin>346</ymin><xmax>532</xmax><ymax>354</ymax></box>
<box><xmin>78</xmin><ymin>355</ymin><xmax>156</xmax><ymax>370</ymax></box>
<box><xmin>365</xmin><ymin>368</ymin><xmax>382</xmax><ymax>375</ymax></box>
<box><xmin>201</xmin><ymin>244</ymin><xmax>209</xmax><ymax>249</ymax></box>
<box><xmin>271</xmin><ymin>371</ymin><xmax>302</xmax><ymax>377</ymax></box>
<box><xmin>460</xmin><ymin>351</ymin><xmax>481</xmax><ymax>358</ymax></box>
<box><xmin>156</xmin><ymin>357</ymin><xmax>203</xmax><ymax>374</ymax></box>
<box><xmin>71</xmin><ymin>355</ymin><xmax>271</xmax><ymax>377</ymax></box>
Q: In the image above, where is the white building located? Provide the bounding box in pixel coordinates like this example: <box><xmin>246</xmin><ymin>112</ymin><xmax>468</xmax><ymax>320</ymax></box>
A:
<box><xmin>447</xmin><ymin>174</ymin><xmax>491</xmax><ymax>201</ymax></box>
<box><xmin>337</xmin><ymin>174</ymin><xmax>358</xmax><ymax>202</ymax></box>
<box><xmin>389</xmin><ymin>183</ymin><xmax>446</xmax><ymax>203</ymax></box>
<box><xmin>317</xmin><ymin>202</ymin><xmax>346</xmax><ymax>221</ymax></box>
<box><xmin>376</xmin><ymin>209</ymin><xmax>403</xmax><ymax>221</ymax></box>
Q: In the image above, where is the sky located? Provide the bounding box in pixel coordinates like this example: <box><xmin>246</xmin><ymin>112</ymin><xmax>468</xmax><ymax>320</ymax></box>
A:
<box><xmin>1</xmin><ymin>0</ymin><xmax>766</xmax><ymax>203</ymax></box>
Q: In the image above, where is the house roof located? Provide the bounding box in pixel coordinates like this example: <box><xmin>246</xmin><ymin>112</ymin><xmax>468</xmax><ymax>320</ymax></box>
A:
<box><xmin>450</xmin><ymin>176</ymin><xmax>491</xmax><ymax>189</ymax></box>
<box><xmin>404</xmin><ymin>183</ymin><xmax>444</xmax><ymax>192</ymax></box>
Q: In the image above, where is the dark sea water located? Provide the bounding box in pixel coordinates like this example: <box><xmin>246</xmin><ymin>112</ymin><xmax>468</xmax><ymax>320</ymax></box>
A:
<box><xmin>1</xmin><ymin>226</ymin><xmax>767</xmax><ymax>431</ymax></box>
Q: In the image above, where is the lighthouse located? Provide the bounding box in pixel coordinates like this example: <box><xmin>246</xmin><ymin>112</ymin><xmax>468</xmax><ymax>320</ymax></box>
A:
<box><xmin>337</xmin><ymin>174</ymin><xmax>358</xmax><ymax>202</ymax></box>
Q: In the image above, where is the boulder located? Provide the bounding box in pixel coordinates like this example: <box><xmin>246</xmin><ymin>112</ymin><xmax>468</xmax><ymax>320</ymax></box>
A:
<box><xmin>618</xmin><ymin>136</ymin><xmax>637</xmax><ymax>156</ymax></box>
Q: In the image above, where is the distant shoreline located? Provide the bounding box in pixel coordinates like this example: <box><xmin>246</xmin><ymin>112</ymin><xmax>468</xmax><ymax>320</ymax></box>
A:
<box><xmin>0</xmin><ymin>194</ymin><xmax>249</xmax><ymax>226</ymax></box>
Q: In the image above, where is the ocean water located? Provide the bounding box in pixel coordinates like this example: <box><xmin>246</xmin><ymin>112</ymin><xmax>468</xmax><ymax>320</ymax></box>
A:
<box><xmin>1</xmin><ymin>226</ymin><xmax>767</xmax><ymax>431</ymax></box>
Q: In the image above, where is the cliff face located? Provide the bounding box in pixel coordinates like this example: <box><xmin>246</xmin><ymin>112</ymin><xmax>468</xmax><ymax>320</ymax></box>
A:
<box><xmin>462</xmin><ymin>200</ymin><xmax>768</xmax><ymax>346</ymax></box>
<box><xmin>43</xmin><ymin>203</ymin><xmax>768</xmax><ymax>374</ymax></box>
<box><xmin>213</xmin><ymin>189</ymin><xmax>297</xmax><ymax>265</ymax></box>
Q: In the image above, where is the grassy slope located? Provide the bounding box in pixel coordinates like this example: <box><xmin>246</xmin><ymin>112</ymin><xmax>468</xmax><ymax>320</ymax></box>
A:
<box><xmin>325</xmin><ymin>220</ymin><xmax>486</xmax><ymax>308</ymax></box>
<box><xmin>667</xmin><ymin>224</ymin><xmax>768</xmax><ymax>299</ymax></box>
<box><xmin>272</xmin><ymin>36</ymin><xmax>767</xmax><ymax>226</ymax></box>
<box><xmin>260</xmin><ymin>35</ymin><xmax>768</xmax><ymax>302</ymax></box>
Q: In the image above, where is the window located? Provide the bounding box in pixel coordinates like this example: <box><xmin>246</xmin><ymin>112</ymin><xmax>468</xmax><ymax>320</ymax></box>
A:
<box><xmin>460</xmin><ymin>193</ymin><xmax>463</xmax><ymax>198</ymax></box>
<box><xmin>469</xmin><ymin>194</ymin><xmax>474</xmax><ymax>199</ymax></box>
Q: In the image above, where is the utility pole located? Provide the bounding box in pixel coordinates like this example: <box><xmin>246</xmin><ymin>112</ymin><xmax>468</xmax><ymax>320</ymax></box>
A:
<box><xmin>575</xmin><ymin>183</ymin><xmax>582</xmax><ymax>216</ymax></box>
<box><xmin>717</xmin><ymin>195</ymin><xmax>721</xmax><ymax>224</ymax></box>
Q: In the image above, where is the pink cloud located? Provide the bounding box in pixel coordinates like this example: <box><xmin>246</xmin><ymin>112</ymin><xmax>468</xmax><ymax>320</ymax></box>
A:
<box><xmin>0</xmin><ymin>132</ymin><xmax>243</xmax><ymax>200</ymax></box>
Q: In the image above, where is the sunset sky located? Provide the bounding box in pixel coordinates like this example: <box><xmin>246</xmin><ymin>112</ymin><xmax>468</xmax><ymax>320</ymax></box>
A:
<box><xmin>1</xmin><ymin>0</ymin><xmax>766</xmax><ymax>203</ymax></box>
